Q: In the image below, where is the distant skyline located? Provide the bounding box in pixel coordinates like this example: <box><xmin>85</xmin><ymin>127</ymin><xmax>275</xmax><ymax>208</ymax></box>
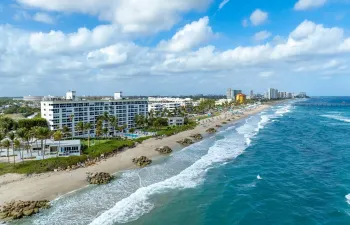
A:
<box><xmin>1</xmin><ymin>0</ymin><xmax>350</xmax><ymax>96</ymax></box>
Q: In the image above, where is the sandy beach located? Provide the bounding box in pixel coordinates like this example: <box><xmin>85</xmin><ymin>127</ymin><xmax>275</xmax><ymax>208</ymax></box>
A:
<box><xmin>0</xmin><ymin>103</ymin><xmax>273</xmax><ymax>206</ymax></box>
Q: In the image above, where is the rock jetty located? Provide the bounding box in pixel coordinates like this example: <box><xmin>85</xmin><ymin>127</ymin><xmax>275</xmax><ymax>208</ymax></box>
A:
<box><xmin>0</xmin><ymin>200</ymin><xmax>50</xmax><ymax>221</ymax></box>
<box><xmin>190</xmin><ymin>134</ymin><xmax>203</xmax><ymax>140</ymax></box>
<box><xmin>86</xmin><ymin>172</ymin><xmax>113</xmax><ymax>184</ymax></box>
<box><xmin>155</xmin><ymin>146</ymin><xmax>173</xmax><ymax>154</ymax></box>
<box><xmin>215</xmin><ymin>124</ymin><xmax>222</xmax><ymax>128</ymax></box>
<box><xmin>206</xmin><ymin>128</ymin><xmax>217</xmax><ymax>133</ymax></box>
<box><xmin>222</xmin><ymin>121</ymin><xmax>227</xmax><ymax>124</ymax></box>
<box><xmin>177</xmin><ymin>138</ymin><xmax>194</xmax><ymax>145</ymax></box>
<box><xmin>132</xmin><ymin>156</ymin><xmax>152</xmax><ymax>167</ymax></box>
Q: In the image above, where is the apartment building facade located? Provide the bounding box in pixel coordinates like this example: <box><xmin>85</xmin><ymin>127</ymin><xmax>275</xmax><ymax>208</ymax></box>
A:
<box><xmin>41</xmin><ymin>92</ymin><xmax>148</xmax><ymax>137</ymax></box>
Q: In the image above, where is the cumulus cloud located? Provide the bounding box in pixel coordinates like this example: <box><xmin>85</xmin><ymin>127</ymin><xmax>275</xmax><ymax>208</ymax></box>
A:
<box><xmin>254</xmin><ymin>30</ymin><xmax>272</xmax><ymax>41</ymax></box>
<box><xmin>33</xmin><ymin>12</ymin><xmax>55</xmax><ymax>24</ymax></box>
<box><xmin>250</xmin><ymin>9</ymin><xmax>268</xmax><ymax>26</ymax></box>
<box><xmin>294</xmin><ymin>0</ymin><xmax>327</xmax><ymax>10</ymax></box>
<box><xmin>17</xmin><ymin>0</ymin><xmax>212</xmax><ymax>34</ymax></box>
<box><xmin>1</xmin><ymin>19</ymin><xmax>350</xmax><ymax>95</ymax></box>
<box><xmin>158</xmin><ymin>16</ymin><xmax>214</xmax><ymax>52</ymax></box>
<box><xmin>29</xmin><ymin>24</ymin><xmax>122</xmax><ymax>54</ymax></box>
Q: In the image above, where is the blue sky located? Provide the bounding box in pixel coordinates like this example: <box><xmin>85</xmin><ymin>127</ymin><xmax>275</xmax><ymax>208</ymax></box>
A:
<box><xmin>0</xmin><ymin>0</ymin><xmax>350</xmax><ymax>97</ymax></box>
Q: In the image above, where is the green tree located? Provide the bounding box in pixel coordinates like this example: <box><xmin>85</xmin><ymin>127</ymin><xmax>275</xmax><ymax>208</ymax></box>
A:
<box><xmin>53</xmin><ymin>130</ymin><xmax>63</xmax><ymax>157</ymax></box>
<box><xmin>109</xmin><ymin>116</ymin><xmax>119</xmax><ymax>137</ymax></box>
<box><xmin>35</xmin><ymin>127</ymin><xmax>51</xmax><ymax>159</ymax></box>
<box><xmin>16</xmin><ymin>128</ymin><xmax>27</xmax><ymax>160</ymax></box>
<box><xmin>2</xmin><ymin>139</ymin><xmax>10</xmax><ymax>163</ymax></box>
<box><xmin>62</xmin><ymin>126</ymin><xmax>71</xmax><ymax>139</ymax></box>
<box><xmin>14</xmin><ymin>139</ymin><xmax>21</xmax><ymax>165</ymax></box>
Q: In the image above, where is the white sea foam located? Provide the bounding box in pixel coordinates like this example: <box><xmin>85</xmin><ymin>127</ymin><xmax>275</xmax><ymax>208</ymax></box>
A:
<box><xmin>257</xmin><ymin>175</ymin><xmax>262</xmax><ymax>180</ymax></box>
<box><xmin>89</xmin><ymin>110</ymin><xmax>274</xmax><ymax>225</ymax></box>
<box><xmin>321</xmin><ymin>115</ymin><xmax>350</xmax><ymax>123</ymax></box>
<box><xmin>346</xmin><ymin>194</ymin><xmax>350</xmax><ymax>205</ymax></box>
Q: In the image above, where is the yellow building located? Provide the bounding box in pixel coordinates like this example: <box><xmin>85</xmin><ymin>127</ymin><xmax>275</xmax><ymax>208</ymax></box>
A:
<box><xmin>236</xmin><ymin>94</ymin><xmax>246</xmax><ymax>104</ymax></box>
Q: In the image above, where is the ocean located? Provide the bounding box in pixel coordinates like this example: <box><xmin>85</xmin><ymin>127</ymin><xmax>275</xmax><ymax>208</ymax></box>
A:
<box><xmin>12</xmin><ymin>97</ymin><xmax>350</xmax><ymax>225</ymax></box>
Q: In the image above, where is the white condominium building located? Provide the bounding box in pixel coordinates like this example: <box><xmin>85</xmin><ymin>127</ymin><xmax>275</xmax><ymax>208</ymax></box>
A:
<box><xmin>41</xmin><ymin>91</ymin><xmax>148</xmax><ymax>137</ymax></box>
<box><xmin>147</xmin><ymin>97</ymin><xmax>192</xmax><ymax>112</ymax></box>
<box><xmin>268</xmin><ymin>88</ymin><xmax>279</xmax><ymax>100</ymax></box>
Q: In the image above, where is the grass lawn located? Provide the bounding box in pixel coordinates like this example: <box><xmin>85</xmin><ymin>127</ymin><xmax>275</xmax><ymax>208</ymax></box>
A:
<box><xmin>3</xmin><ymin>114</ymin><xmax>25</xmax><ymax>120</ymax></box>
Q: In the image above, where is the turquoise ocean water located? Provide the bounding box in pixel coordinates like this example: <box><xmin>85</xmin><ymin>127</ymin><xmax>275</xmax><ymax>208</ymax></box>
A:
<box><xmin>13</xmin><ymin>97</ymin><xmax>350</xmax><ymax>225</ymax></box>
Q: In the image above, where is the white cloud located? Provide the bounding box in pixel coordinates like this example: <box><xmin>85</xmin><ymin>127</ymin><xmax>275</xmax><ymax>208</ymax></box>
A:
<box><xmin>242</xmin><ymin>19</ymin><xmax>249</xmax><ymax>27</ymax></box>
<box><xmin>259</xmin><ymin>71</ymin><xmax>274</xmax><ymax>77</ymax></box>
<box><xmin>33</xmin><ymin>12</ymin><xmax>55</xmax><ymax>24</ymax></box>
<box><xmin>17</xmin><ymin>0</ymin><xmax>212</xmax><ymax>34</ymax></box>
<box><xmin>1</xmin><ymin>19</ymin><xmax>350</xmax><ymax>95</ymax></box>
<box><xmin>250</xmin><ymin>9</ymin><xmax>268</xmax><ymax>26</ymax></box>
<box><xmin>294</xmin><ymin>0</ymin><xmax>327</xmax><ymax>10</ymax></box>
<box><xmin>29</xmin><ymin>24</ymin><xmax>122</xmax><ymax>54</ymax></box>
<box><xmin>218</xmin><ymin>0</ymin><xmax>229</xmax><ymax>10</ymax></box>
<box><xmin>158</xmin><ymin>16</ymin><xmax>214</xmax><ymax>52</ymax></box>
<box><xmin>254</xmin><ymin>30</ymin><xmax>272</xmax><ymax>41</ymax></box>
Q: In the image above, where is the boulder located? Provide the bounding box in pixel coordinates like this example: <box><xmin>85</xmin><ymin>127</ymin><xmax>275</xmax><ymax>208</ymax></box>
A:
<box><xmin>206</xmin><ymin>128</ymin><xmax>217</xmax><ymax>133</ymax></box>
<box><xmin>23</xmin><ymin>209</ymin><xmax>34</xmax><ymax>217</ymax></box>
<box><xmin>155</xmin><ymin>146</ymin><xmax>173</xmax><ymax>154</ymax></box>
<box><xmin>0</xmin><ymin>200</ymin><xmax>50</xmax><ymax>221</ymax></box>
<box><xmin>132</xmin><ymin>156</ymin><xmax>152</xmax><ymax>167</ymax></box>
<box><xmin>177</xmin><ymin>138</ymin><xmax>194</xmax><ymax>145</ymax></box>
<box><xmin>86</xmin><ymin>172</ymin><xmax>113</xmax><ymax>185</ymax></box>
<box><xmin>222</xmin><ymin>121</ymin><xmax>227</xmax><ymax>124</ymax></box>
<box><xmin>190</xmin><ymin>134</ymin><xmax>203</xmax><ymax>141</ymax></box>
<box><xmin>215</xmin><ymin>125</ymin><xmax>222</xmax><ymax>128</ymax></box>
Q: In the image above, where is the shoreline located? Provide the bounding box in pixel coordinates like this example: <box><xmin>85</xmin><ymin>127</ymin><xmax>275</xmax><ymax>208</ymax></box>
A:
<box><xmin>0</xmin><ymin>102</ymin><xmax>283</xmax><ymax>206</ymax></box>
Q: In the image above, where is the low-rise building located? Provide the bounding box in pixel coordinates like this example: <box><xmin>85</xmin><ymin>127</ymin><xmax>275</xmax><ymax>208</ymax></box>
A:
<box><xmin>167</xmin><ymin>117</ymin><xmax>185</xmax><ymax>126</ymax></box>
<box><xmin>31</xmin><ymin>139</ymin><xmax>81</xmax><ymax>158</ymax></box>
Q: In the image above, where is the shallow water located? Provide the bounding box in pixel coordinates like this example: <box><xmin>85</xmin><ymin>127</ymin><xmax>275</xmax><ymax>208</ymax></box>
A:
<box><xmin>12</xmin><ymin>97</ymin><xmax>350</xmax><ymax>225</ymax></box>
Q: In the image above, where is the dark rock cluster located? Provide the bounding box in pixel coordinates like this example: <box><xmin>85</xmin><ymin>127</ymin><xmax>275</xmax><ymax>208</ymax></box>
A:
<box><xmin>155</xmin><ymin>146</ymin><xmax>173</xmax><ymax>154</ymax></box>
<box><xmin>86</xmin><ymin>172</ymin><xmax>113</xmax><ymax>184</ymax></box>
<box><xmin>132</xmin><ymin>156</ymin><xmax>152</xmax><ymax>167</ymax></box>
<box><xmin>0</xmin><ymin>200</ymin><xmax>50</xmax><ymax>221</ymax></box>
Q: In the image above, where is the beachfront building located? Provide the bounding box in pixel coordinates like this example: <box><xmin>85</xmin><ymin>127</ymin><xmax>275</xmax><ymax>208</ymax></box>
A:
<box><xmin>41</xmin><ymin>91</ymin><xmax>148</xmax><ymax>137</ymax></box>
<box><xmin>236</xmin><ymin>94</ymin><xmax>246</xmax><ymax>104</ymax></box>
<box><xmin>147</xmin><ymin>97</ymin><xmax>194</xmax><ymax>113</ymax></box>
<box><xmin>167</xmin><ymin>117</ymin><xmax>185</xmax><ymax>126</ymax></box>
<box><xmin>226</xmin><ymin>88</ymin><xmax>232</xmax><ymax>99</ymax></box>
<box><xmin>31</xmin><ymin>139</ymin><xmax>82</xmax><ymax>159</ymax></box>
<box><xmin>268</xmin><ymin>88</ymin><xmax>279</xmax><ymax>100</ymax></box>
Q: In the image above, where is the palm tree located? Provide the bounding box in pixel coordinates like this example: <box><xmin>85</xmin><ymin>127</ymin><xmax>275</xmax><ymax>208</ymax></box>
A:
<box><xmin>16</xmin><ymin>128</ymin><xmax>27</xmax><ymax>160</ymax></box>
<box><xmin>53</xmin><ymin>130</ymin><xmax>63</xmax><ymax>157</ymax></box>
<box><xmin>62</xmin><ymin>126</ymin><xmax>71</xmax><ymax>139</ymax></box>
<box><xmin>102</xmin><ymin>127</ymin><xmax>108</xmax><ymax>139</ymax></box>
<box><xmin>75</xmin><ymin>122</ymin><xmax>92</xmax><ymax>146</ymax></box>
<box><xmin>109</xmin><ymin>115</ymin><xmax>118</xmax><ymax>137</ymax></box>
<box><xmin>2</xmin><ymin>139</ymin><xmax>10</xmax><ymax>163</ymax></box>
<box><xmin>14</xmin><ymin>139</ymin><xmax>21</xmax><ymax>165</ymax></box>
<box><xmin>0</xmin><ymin>132</ymin><xmax>4</xmax><ymax>156</ymax></box>
<box><xmin>35</xmin><ymin>127</ymin><xmax>50</xmax><ymax>159</ymax></box>
<box><xmin>85</xmin><ymin>123</ymin><xmax>91</xmax><ymax>147</ymax></box>
<box><xmin>7</xmin><ymin>132</ymin><xmax>15</xmax><ymax>160</ymax></box>
<box><xmin>75</xmin><ymin>122</ymin><xmax>84</xmax><ymax>136</ymax></box>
